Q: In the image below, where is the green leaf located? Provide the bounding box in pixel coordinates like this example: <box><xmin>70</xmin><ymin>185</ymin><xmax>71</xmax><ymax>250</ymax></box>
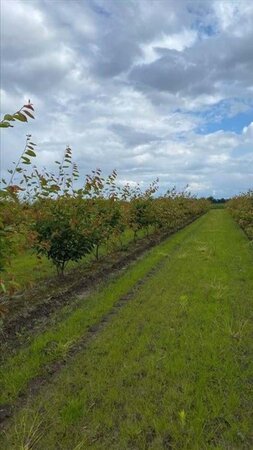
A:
<box><xmin>0</xmin><ymin>122</ymin><xmax>13</xmax><ymax>128</ymax></box>
<box><xmin>0</xmin><ymin>282</ymin><xmax>6</xmax><ymax>293</ymax></box>
<box><xmin>50</xmin><ymin>185</ymin><xmax>61</xmax><ymax>191</ymax></box>
<box><xmin>3</xmin><ymin>114</ymin><xmax>15</xmax><ymax>121</ymax></box>
<box><xmin>21</xmin><ymin>156</ymin><xmax>30</xmax><ymax>163</ymax></box>
<box><xmin>25</xmin><ymin>150</ymin><xmax>36</xmax><ymax>157</ymax></box>
<box><xmin>13</xmin><ymin>112</ymin><xmax>28</xmax><ymax>122</ymax></box>
<box><xmin>40</xmin><ymin>178</ymin><xmax>48</xmax><ymax>186</ymax></box>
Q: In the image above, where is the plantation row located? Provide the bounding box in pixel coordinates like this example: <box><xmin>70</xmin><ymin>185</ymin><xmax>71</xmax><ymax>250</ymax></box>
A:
<box><xmin>0</xmin><ymin>103</ymin><xmax>251</xmax><ymax>300</ymax></box>
<box><xmin>0</xmin><ymin>157</ymin><xmax>210</xmax><ymax>280</ymax></box>
<box><xmin>0</xmin><ymin>105</ymin><xmax>211</xmax><ymax>325</ymax></box>
<box><xmin>227</xmin><ymin>190</ymin><xmax>253</xmax><ymax>240</ymax></box>
<box><xmin>0</xmin><ymin>105</ymin><xmax>209</xmax><ymax>287</ymax></box>
<box><xmin>0</xmin><ymin>166</ymin><xmax>209</xmax><ymax>321</ymax></box>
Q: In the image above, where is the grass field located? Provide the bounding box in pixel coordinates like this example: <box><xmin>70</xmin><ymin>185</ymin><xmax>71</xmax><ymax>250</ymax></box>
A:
<box><xmin>1</xmin><ymin>210</ymin><xmax>253</xmax><ymax>449</ymax></box>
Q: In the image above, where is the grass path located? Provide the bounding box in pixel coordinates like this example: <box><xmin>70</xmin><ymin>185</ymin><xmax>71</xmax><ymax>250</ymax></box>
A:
<box><xmin>1</xmin><ymin>210</ymin><xmax>253</xmax><ymax>449</ymax></box>
<box><xmin>1</xmin><ymin>216</ymin><xmax>203</xmax><ymax>404</ymax></box>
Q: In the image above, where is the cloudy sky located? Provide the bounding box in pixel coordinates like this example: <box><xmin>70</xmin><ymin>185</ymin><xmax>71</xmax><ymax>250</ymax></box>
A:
<box><xmin>1</xmin><ymin>0</ymin><xmax>253</xmax><ymax>197</ymax></box>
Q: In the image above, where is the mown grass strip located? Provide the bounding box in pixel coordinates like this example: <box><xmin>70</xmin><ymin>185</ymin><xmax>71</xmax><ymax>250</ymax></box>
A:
<box><xmin>2</xmin><ymin>210</ymin><xmax>252</xmax><ymax>449</ymax></box>
<box><xmin>0</xmin><ymin>215</ymin><xmax>204</xmax><ymax>405</ymax></box>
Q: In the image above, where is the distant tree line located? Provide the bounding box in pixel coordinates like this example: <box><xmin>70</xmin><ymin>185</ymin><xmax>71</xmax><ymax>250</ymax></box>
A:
<box><xmin>207</xmin><ymin>196</ymin><xmax>229</xmax><ymax>204</ymax></box>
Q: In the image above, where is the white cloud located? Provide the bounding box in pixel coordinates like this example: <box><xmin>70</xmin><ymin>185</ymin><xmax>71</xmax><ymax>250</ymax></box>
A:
<box><xmin>213</xmin><ymin>0</ymin><xmax>253</xmax><ymax>35</ymax></box>
<box><xmin>1</xmin><ymin>0</ymin><xmax>53</xmax><ymax>60</ymax></box>
<box><xmin>213</xmin><ymin>1</ymin><xmax>240</xmax><ymax>31</ymax></box>
<box><xmin>1</xmin><ymin>0</ymin><xmax>252</xmax><ymax>197</ymax></box>
<box><xmin>140</xmin><ymin>29</ymin><xmax>198</xmax><ymax>63</ymax></box>
<box><xmin>243</xmin><ymin>122</ymin><xmax>253</xmax><ymax>139</ymax></box>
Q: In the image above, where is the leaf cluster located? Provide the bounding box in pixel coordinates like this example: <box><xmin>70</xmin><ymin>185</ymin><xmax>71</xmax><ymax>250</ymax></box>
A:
<box><xmin>0</xmin><ymin>102</ymin><xmax>34</xmax><ymax>128</ymax></box>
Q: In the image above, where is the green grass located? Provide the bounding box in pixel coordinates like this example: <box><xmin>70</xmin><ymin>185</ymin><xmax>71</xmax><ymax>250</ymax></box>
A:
<box><xmin>1</xmin><ymin>210</ymin><xmax>253</xmax><ymax>449</ymax></box>
<box><xmin>0</xmin><ymin>218</ymin><xmax>199</xmax><ymax>405</ymax></box>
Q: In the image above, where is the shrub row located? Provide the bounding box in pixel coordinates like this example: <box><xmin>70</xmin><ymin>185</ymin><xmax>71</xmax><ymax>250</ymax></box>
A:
<box><xmin>1</xmin><ymin>175</ymin><xmax>210</xmax><ymax>279</ymax></box>
<box><xmin>227</xmin><ymin>190</ymin><xmax>253</xmax><ymax>240</ymax></box>
<box><xmin>0</xmin><ymin>104</ymin><xmax>210</xmax><ymax>301</ymax></box>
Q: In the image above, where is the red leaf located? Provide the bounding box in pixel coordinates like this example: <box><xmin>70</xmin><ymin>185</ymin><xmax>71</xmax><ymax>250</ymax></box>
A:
<box><xmin>24</xmin><ymin>104</ymin><xmax>34</xmax><ymax>111</ymax></box>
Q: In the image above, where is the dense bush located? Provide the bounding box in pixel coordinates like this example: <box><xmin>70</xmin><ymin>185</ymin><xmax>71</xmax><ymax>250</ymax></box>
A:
<box><xmin>89</xmin><ymin>198</ymin><xmax>125</xmax><ymax>259</ymax></box>
<box><xmin>227</xmin><ymin>191</ymin><xmax>253</xmax><ymax>239</ymax></box>
<box><xmin>129</xmin><ymin>198</ymin><xmax>155</xmax><ymax>240</ymax></box>
<box><xmin>33</xmin><ymin>198</ymin><xmax>95</xmax><ymax>275</ymax></box>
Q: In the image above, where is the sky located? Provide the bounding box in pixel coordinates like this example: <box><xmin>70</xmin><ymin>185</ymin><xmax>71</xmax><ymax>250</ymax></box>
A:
<box><xmin>1</xmin><ymin>0</ymin><xmax>253</xmax><ymax>198</ymax></box>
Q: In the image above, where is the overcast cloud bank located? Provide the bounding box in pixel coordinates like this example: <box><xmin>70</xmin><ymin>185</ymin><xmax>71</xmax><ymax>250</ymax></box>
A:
<box><xmin>1</xmin><ymin>0</ymin><xmax>253</xmax><ymax>197</ymax></box>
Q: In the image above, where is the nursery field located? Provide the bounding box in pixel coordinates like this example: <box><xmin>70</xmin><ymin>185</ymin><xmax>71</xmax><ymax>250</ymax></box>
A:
<box><xmin>1</xmin><ymin>226</ymin><xmax>150</xmax><ymax>291</ymax></box>
<box><xmin>1</xmin><ymin>209</ymin><xmax>253</xmax><ymax>449</ymax></box>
